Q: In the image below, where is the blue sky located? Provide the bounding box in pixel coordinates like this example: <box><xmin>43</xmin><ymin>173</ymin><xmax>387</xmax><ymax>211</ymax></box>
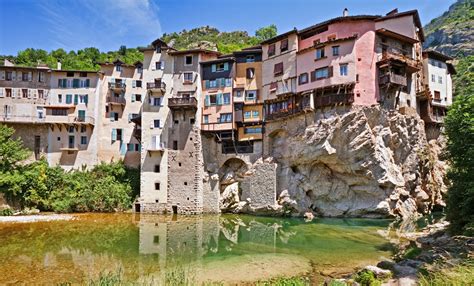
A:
<box><xmin>0</xmin><ymin>0</ymin><xmax>456</xmax><ymax>55</ymax></box>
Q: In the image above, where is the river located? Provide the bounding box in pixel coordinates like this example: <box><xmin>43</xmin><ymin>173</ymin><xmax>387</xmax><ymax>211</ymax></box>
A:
<box><xmin>0</xmin><ymin>213</ymin><xmax>395</xmax><ymax>284</ymax></box>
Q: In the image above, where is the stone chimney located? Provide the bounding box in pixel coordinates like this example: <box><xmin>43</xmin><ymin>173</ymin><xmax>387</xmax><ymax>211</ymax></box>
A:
<box><xmin>57</xmin><ymin>61</ymin><xmax>62</xmax><ymax>70</ymax></box>
<box><xmin>343</xmin><ymin>8</ymin><xmax>349</xmax><ymax>17</ymax></box>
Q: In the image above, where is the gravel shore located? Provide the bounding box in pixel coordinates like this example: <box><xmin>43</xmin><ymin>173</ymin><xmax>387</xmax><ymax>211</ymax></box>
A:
<box><xmin>0</xmin><ymin>214</ymin><xmax>74</xmax><ymax>223</ymax></box>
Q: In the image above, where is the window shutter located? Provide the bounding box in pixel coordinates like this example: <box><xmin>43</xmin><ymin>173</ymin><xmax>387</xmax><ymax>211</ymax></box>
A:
<box><xmin>328</xmin><ymin>66</ymin><xmax>333</xmax><ymax>78</ymax></box>
<box><xmin>12</xmin><ymin>71</ymin><xmax>16</xmax><ymax>81</ymax></box>
<box><xmin>0</xmin><ymin>88</ymin><xmax>4</xmax><ymax>97</ymax></box>
<box><xmin>85</xmin><ymin>79</ymin><xmax>90</xmax><ymax>87</ymax></box>
<box><xmin>111</xmin><ymin>129</ymin><xmax>117</xmax><ymax>141</ymax></box>
<box><xmin>110</xmin><ymin>112</ymin><xmax>115</xmax><ymax>122</ymax></box>
<box><xmin>0</xmin><ymin>71</ymin><xmax>5</xmax><ymax>80</ymax></box>
<box><xmin>84</xmin><ymin>94</ymin><xmax>88</xmax><ymax>104</ymax></box>
<box><xmin>17</xmin><ymin>71</ymin><xmax>22</xmax><ymax>81</ymax></box>
<box><xmin>205</xmin><ymin>95</ymin><xmax>210</xmax><ymax>106</ymax></box>
<box><xmin>131</xmin><ymin>94</ymin><xmax>136</xmax><ymax>102</ymax></box>
<box><xmin>161</xmin><ymin>61</ymin><xmax>165</xmax><ymax>70</ymax></box>
<box><xmin>220</xmin><ymin>78</ymin><xmax>225</xmax><ymax>87</ymax></box>
<box><xmin>74</xmin><ymin>94</ymin><xmax>78</xmax><ymax>105</ymax></box>
<box><xmin>205</xmin><ymin>80</ymin><xmax>210</xmax><ymax>89</ymax></box>
<box><xmin>28</xmin><ymin>89</ymin><xmax>32</xmax><ymax>98</ymax></box>
<box><xmin>128</xmin><ymin>113</ymin><xmax>132</xmax><ymax>123</ymax></box>
<box><xmin>66</xmin><ymin>94</ymin><xmax>72</xmax><ymax>104</ymax></box>
<box><xmin>223</xmin><ymin>62</ymin><xmax>229</xmax><ymax>71</ymax></box>
<box><xmin>217</xmin><ymin>93</ymin><xmax>223</xmax><ymax>105</ymax></box>
<box><xmin>310</xmin><ymin>71</ymin><xmax>316</xmax><ymax>82</ymax></box>
<box><xmin>211</xmin><ymin>64</ymin><xmax>216</xmax><ymax>72</ymax></box>
<box><xmin>132</xmin><ymin>80</ymin><xmax>136</xmax><ymax>88</ymax></box>
<box><xmin>28</xmin><ymin>72</ymin><xmax>32</xmax><ymax>81</ymax></box>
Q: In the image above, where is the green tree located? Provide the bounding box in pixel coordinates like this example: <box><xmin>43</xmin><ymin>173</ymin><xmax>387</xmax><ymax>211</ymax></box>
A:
<box><xmin>444</xmin><ymin>95</ymin><xmax>474</xmax><ymax>235</ymax></box>
<box><xmin>0</xmin><ymin>124</ymin><xmax>30</xmax><ymax>172</ymax></box>
<box><xmin>255</xmin><ymin>25</ymin><xmax>278</xmax><ymax>42</ymax></box>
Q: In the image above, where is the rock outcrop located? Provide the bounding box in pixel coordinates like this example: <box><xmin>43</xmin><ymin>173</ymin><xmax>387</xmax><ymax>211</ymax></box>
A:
<box><xmin>217</xmin><ymin>106</ymin><xmax>447</xmax><ymax>219</ymax></box>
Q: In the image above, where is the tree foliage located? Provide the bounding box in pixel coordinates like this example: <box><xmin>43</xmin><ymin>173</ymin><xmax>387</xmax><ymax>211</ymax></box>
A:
<box><xmin>255</xmin><ymin>24</ymin><xmax>278</xmax><ymax>42</ymax></box>
<box><xmin>444</xmin><ymin>94</ymin><xmax>474</xmax><ymax>235</ymax></box>
<box><xmin>0</xmin><ymin>125</ymin><xmax>139</xmax><ymax>212</ymax></box>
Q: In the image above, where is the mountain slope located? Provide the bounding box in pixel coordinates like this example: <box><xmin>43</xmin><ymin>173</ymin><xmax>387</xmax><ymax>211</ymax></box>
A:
<box><xmin>423</xmin><ymin>0</ymin><xmax>474</xmax><ymax>57</ymax></box>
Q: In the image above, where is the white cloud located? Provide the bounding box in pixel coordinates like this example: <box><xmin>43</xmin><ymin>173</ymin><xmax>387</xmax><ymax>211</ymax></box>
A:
<box><xmin>39</xmin><ymin>0</ymin><xmax>162</xmax><ymax>51</ymax></box>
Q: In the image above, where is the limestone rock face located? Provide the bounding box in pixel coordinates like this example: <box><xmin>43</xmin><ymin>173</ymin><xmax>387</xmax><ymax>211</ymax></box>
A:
<box><xmin>267</xmin><ymin>107</ymin><xmax>447</xmax><ymax>218</ymax></box>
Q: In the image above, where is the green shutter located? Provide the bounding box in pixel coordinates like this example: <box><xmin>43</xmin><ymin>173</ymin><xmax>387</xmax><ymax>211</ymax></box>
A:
<box><xmin>216</xmin><ymin>93</ymin><xmax>222</xmax><ymax>105</ymax></box>
<box><xmin>205</xmin><ymin>80</ymin><xmax>210</xmax><ymax>89</ymax></box>
<box><xmin>205</xmin><ymin>95</ymin><xmax>210</xmax><ymax>107</ymax></box>
<box><xmin>74</xmin><ymin>94</ymin><xmax>78</xmax><ymax>105</ymax></box>
<box><xmin>73</xmin><ymin>79</ymin><xmax>79</xmax><ymax>88</ymax></box>
<box><xmin>84</xmin><ymin>95</ymin><xmax>88</xmax><ymax>104</ymax></box>
<box><xmin>85</xmin><ymin>79</ymin><xmax>90</xmax><ymax>87</ymax></box>
<box><xmin>66</xmin><ymin>94</ymin><xmax>72</xmax><ymax>104</ymax></box>
<box><xmin>78</xmin><ymin>110</ymin><xmax>86</xmax><ymax>118</ymax></box>
<box><xmin>220</xmin><ymin>78</ymin><xmax>225</xmax><ymax>87</ymax></box>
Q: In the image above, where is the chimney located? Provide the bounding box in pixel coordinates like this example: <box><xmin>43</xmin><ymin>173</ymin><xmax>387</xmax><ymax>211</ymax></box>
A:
<box><xmin>343</xmin><ymin>8</ymin><xmax>349</xmax><ymax>17</ymax></box>
<box><xmin>57</xmin><ymin>61</ymin><xmax>62</xmax><ymax>70</ymax></box>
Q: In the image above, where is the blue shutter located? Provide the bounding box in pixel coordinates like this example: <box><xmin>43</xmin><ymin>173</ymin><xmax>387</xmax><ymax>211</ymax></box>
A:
<box><xmin>205</xmin><ymin>95</ymin><xmax>210</xmax><ymax>106</ymax></box>
<box><xmin>211</xmin><ymin>64</ymin><xmax>216</xmax><ymax>72</ymax></box>
<box><xmin>120</xmin><ymin>142</ymin><xmax>126</xmax><ymax>155</ymax></box>
<box><xmin>111</xmin><ymin>129</ymin><xmax>117</xmax><ymax>141</ymax></box>
<box><xmin>220</xmin><ymin>78</ymin><xmax>225</xmax><ymax>87</ymax></box>
<box><xmin>223</xmin><ymin>62</ymin><xmax>229</xmax><ymax>71</ymax></box>
<box><xmin>85</xmin><ymin>79</ymin><xmax>90</xmax><ymax>87</ymax></box>
<box><xmin>205</xmin><ymin>80</ymin><xmax>210</xmax><ymax>89</ymax></box>
<box><xmin>66</xmin><ymin>94</ymin><xmax>72</xmax><ymax>104</ymax></box>
<box><xmin>84</xmin><ymin>94</ymin><xmax>88</xmax><ymax>104</ymax></box>
<box><xmin>110</xmin><ymin>112</ymin><xmax>115</xmax><ymax>122</ymax></box>
<box><xmin>74</xmin><ymin>94</ymin><xmax>78</xmax><ymax>105</ymax></box>
<box><xmin>216</xmin><ymin>93</ymin><xmax>222</xmax><ymax>105</ymax></box>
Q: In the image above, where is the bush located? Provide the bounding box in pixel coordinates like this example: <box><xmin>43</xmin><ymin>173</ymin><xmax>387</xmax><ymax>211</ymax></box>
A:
<box><xmin>354</xmin><ymin>270</ymin><xmax>381</xmax><ymax>286</ymax></box>
<box><xmin>444</xmin><ymin>95</ymin><xmax>474</xmax><ymax>235</ymax></box>
<box><xmin>0</xmin><ymin>208</ymin><xmax>13</xmax><ymax>216</ymax></box>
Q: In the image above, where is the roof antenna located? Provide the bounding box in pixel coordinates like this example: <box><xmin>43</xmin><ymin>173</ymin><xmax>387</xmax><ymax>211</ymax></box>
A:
<box><xmin>343</xmin><ymin>8</ymin><xmax>349</xmax><ymax>17</ymax></box>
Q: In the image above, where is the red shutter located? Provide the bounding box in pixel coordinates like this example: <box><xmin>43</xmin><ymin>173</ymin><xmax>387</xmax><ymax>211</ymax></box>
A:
<box><xmin>280</xmin><ymin>38</ymin><xmax>288</xmax><ymax>51</ymax></box>
<box><xmin>274</xmin><ymin>63</ymin><xmax>283</xmax><ymax>76</ymax></box>
<box><xmin>310</xmin><ymin>71</ymin><xmax>316</xmax><ymax>82</ymax></box>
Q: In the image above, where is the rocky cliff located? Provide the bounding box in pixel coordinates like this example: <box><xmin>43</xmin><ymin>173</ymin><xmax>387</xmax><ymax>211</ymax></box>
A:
<box><xmin>423</xmin><ymin>0</ymin><xmax>474</xmax><ymax>57</ymax></box>
<box><xmin>220</xmin><ymin>107</ymin><xmax>447</xmax><ymax>219</ymax></box>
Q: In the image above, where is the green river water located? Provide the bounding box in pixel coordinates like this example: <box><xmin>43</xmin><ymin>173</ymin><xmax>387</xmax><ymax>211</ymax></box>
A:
<box><xmin>0</xmin><ymin>213</ymin><xmax>396</xmax><ymax>284</ymax></box>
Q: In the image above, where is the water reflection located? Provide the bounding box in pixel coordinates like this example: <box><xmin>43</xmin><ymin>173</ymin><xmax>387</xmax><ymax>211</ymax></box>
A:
<box><xmin>0</xmin><ymin>214</ymin><xmax>394</xmax><ymax>284</ymax></box>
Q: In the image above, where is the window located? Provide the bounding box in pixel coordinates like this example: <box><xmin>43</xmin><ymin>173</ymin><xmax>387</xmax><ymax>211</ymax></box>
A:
<box><xmin>6</xmin><ymin>89</ymin><xmax>11</xmax><ymax>97</ymax></box>
<box><xmin>80</xmin><ymin>136</ymin><xmax>87</xmax><ymax>145</ymax></box>
<box><xmin>208</xmin><ymin>94</ymin><xmax>217</xmax><ymax>106</ymax></box>
<box><xmin>280</xmin><ymin>38</ymin><xmax>288</xmax><ymax>52</ymax></box>
<box><xmin>252</xmin><ymin>110</ymin><xmax>259</xmax><ymax>117</ymax></box>
<box><xmin>216</xmin><ymin>62</ymin><xmax>225</xmax><ymax>72</ymax></box>
<box><xmin>66</xmin><ymin>71</ymin><xmax>74</xmax><ymax>77</ymax></box>
<box><xmin>327</xmin><ymin>34</ymin><xmax>336</xmax><ymax>41</ymax></box>
<box><xmin>116</xmin><ymin>65</ymin><xmax>122</xmax><ymax>72</ymax></box>
<box><xmin>52</xmin><ymin>109</ymin><xmax>67</xmax><ymax>116</ymax></box>
<box><xmin>244</xmin><ymin>127</ymin><xmax>262</xmax><ymax>134</ymax></box>
<box><xmin>274</xmin><ymin>62</ymin><xmax>283</xmax><ymax>76</ymax></box>
<box><xmin>156</xmin><ymin>45</ymin><xmax>162</xmax><ymax>53</ymax></box>
<box><xmin>245</xmin><ymin>90</ymin><xmax>257</xmax><ymax>101</ymax></box>
<box><xmin>407</xmin><ymin>99</ymin><xmax>411</xmax><ymax>107</ymax></box>
<box><xmin>154</xmin><ymin>165</ymin><xmax>160</xmax><ymax>173</ymax></box>
<box><xmin>246</xmin><ymin>55</ymin><xmax>255</xmax><ymax>62</ymax></box>
<box><xmin>316</xmin><ymin>48</ymin><xmax>325</xmax><ymax>59</ymax></box>
<box><xmin>136</xmin><ymin>80</ymin><xmax>142</xmax><ymax>88</ymax></box>
<box><xmin>298</xmin><ymin>73</ymin><xmax>309</xmax><ymax>85</ymax></box>
<box><xmin>38</xmin><ymin>72</ymin><xmax>45</xmax><ymax>82</ymax></box>
<box><xmin>312</xmin><ymin>67</ymin><xmax>331</xmax><ymax>80</ymax></box>
<box><xmin>173</xmin><ymin>141</ymin><xmax>178</xmax><ymax>150</ymax></box>
<box><xmin>340</xmin><ymin>64</ymin><xmax>348</xmax><ymax>76</ymax></box>
<box><xmin>244</xmin><ymin>111</ymin><xmax>251</xmax><ymax>119</ymax></box>
<box><xmin>155</xmin><ymin>62</ymin><xmax>163</xmax><ymax>70</ymax></box>
<box><xmin>185</xmin><ymin>55</ymin><xmax>193</xmax><ymax>65</ymax></box>
<box><xmin>81</xmin><ymin>126</ymin><xmax>86</xmax><ymax>133</ymax></box>
<box><xmin>268</xmin><ymin>43</ymin><xmax>276</xmax><ymax>57</ymax></box>
<box><xmin>235</xmin><ymin>89</ymin><xmax>243</xmax><ymax>98</ymax></box>
<box><xmin>134</xmin><ymin>94</ymin><xmax>141</xmax><ymax>102</ymax></box>
<box><xmin>438</xmin><ymin>76</ymin><xmax>443</xmax><ymax>84</ymax></box>
<box><xmin>219</xmin><ymin>113</ymin><xmax>232</xmax><ymax>123</ymax></box>
<box><xmin>183</xmin><ymin>72</ymin><xmax>193</xmax><ymax>83</ymax></box>
<box><xmin>433</xmin><ymin>91</ymin><xmax>441</xmax><ymax>101</ymax></box>
<box><xmin>38</xmin><ymin>90</ymin><xmax>44</xmax><ymax>99</ymax></box>
<box><xmin>223</xmin><ymin>93</ymin><xmax>231</xmax><ymax>105</ymax></box>
<box><xmin>135</xmin><ymin>144</ymin><xmax>140</xmax><ymax>151</ymax></box>
<box><xmin>225</xmin><ymin>78</ymin><xmax>232</xmax><ymax>87</ymax></box>
<box><xmin>22</xmin><ymin>89</ymin><xmax>28</xmax><ymax>98</ymax></box>
<box><xmin>431</xmin><ymin>74</ymin><xmax>436</xmax><ymax>82</ymax></box>
<box><xmin>203</xmin><ymin>115</ymin><xmax>209</xmax><ymax>124</ymax></box>
<box><xmin>151</xmin><ymin>97</ymin><xmax>162</xmax><ymax>106</ymax></box>
<box><xmin>155</xmin><ymin>183</ymin><xmax>160</xmax><ymax>190</ymax></box>
<box><xmin>127</xmin><ymin>144</ymin><xmax>135</xmax><ymax>151</ymax></box>
<box><xmin>137</xmin><ymin>66</ymin><xmax>143</xmax><ymax>74</ymax></box>
<box><xmin>79</xmin><ymin>94</ymin><xmax>88</xmax><ymax>104</ymax></box>
<box><xmin>190</xmin><ymin>118</ymin><xmax>195</xmax><ymax>124</ymax></box>
<box><xmin>246</xmin><ymin>68</ymin><xmax>255</xmax><ymax>79</ymax></box>
<box><xmin>154</xmin><ymin>119</ymin><xmax>160</xmax><ymax>128</ymax></box>
<box><xmin>68</xmin><ymin>126</ymin><xmax>75</xmax><ymax>133</ymax></box>
<box><xmin>22</xmin><ymin>72</ymin><xmax>29</xmax><ymax>81</ymax></box>
<box><xmin>6</xmin><ymin>71</ymin><xmax>12</xmax><ymax>81</ymax></box>
<box><xmin>269</xmin><ymin>82</ymin><xmax>278</xmax><ymax>92</ymax></box>
<box><xmin>332</xmin><ymin>46</ymin><xmax>340</xmax><ymax>56</ymax></box>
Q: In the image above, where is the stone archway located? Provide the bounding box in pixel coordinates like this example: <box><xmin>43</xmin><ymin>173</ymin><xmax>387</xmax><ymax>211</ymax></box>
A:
<box><xmin>218</xmin><ymin>158</ymin><xmax>248</xmax><ymax>187</ymax></box>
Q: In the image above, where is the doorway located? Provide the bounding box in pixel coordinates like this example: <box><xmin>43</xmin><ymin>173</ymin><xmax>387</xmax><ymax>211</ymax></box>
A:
<box><xmin>172</xmin><ymin>205</ymin><xmax>178</xmax><ymax>214</ymax></box>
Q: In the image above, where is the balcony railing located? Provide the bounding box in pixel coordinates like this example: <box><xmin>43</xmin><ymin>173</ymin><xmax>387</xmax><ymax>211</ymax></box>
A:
<box><xmin>0</xmin><ymin>115</ymin><xmax>46</xmax><ymax>123</ymax></box>
<box><xmin>73</xmin><ymin>116</ymin><xmax>95</xmax><ymax>125</ymax></box>
<box><xmin>314</xmin><ymin>93</ymin><xmax>354</xmax><ymax>109</ymax></box>
<box><xmin>148</xmin><ymin>142</ymin><xmax>165</xmax><ymax>152</ymax></box>
<box><xmin>106</xmin><ymin>96</ymin><xmax>126</xmax><ymax>105</ymax></box>
<box><xmin>44</xmin><ymin>115</ymin><xmax>95</xmax><ymax>125</ymax></box>
<box><xmin>201</xmin><ymin>122</ymin><xmax>234</xmax><ymax>132</ymax></box>
<box><xmin>60</xmin><ymin>144</ymin><xmax>80</xmax><ymax>151</ymax></box>
<box><xmin>168</xmin><ymin>97</ymin><xmax>197</xmax><ymax>110</ymax></box>
<box><xmin>378</xmin><ymin>46</ymin><xmax>420</xmax><ymax>70</ymax></box>
<box><xmin>108</xmin><ymin>82</ymin><xmax>126</xmax><ymax>90</ymax></box>
<box><xmin>147</xmin><ymin>82</ymin><xmax>166</xmax><ymax>93</ymax></box>
<box><xmin>379</xmin><ymin>73</ymin><xmax>407</xmax><ymax>86</ymax></box>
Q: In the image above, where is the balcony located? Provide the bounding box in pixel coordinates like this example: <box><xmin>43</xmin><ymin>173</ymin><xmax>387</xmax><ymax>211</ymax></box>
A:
<box><xmin>379</xmin><ymin>73</ymin><xmax>407</xmax><ymax>87</ymax></box>
<box><xmin>314</xmin><ymin>93</ymin><xmax>354</xmax><ymax>109</ymax></box>
<box><xmin>168</xmin><ymin>97</ymin><xmax>197</xmax><ymax>111</ymax></box>
<box><xmin>0</xmin><ymin>115</ymin><xmax>46</xmax><ymax>124</ymax></box>
<box><xmin>265</xmin><ymin>95</ymin><xmax>313</xmax><ymax>121</ymax></box>
<box><xmin>147</xmin><ymin>82</ymin><xmax>166</xmax><ymax>94</ymax></box>
<box><xmin>106</xmin><ymin>96</ymin><xmax>126</xmax><ymax>105</ymax></box>
<box><xmin>377</xmin><ymin>46</ymin><xmax>421</xmax><ymax>73</ymax></box>
<box><xmin>201</xmin><ymin>122</ymin><xmax>234</xmax><ymax>132</ymax></box>
<box><xmin>108</xmin><ymin>82</ymin><xmax>126</xmax><ymax>92</ymax></box>
<box><xmin>73</xmin><ymin>116</ymin><xmax>95</xmax><ymax>125</ymax></box>
<box><xmin>60</xmin><ymin>144</ymin><xmax>79</xmax><ymax>152</ymax></box>
<box><xmin>147</xmin><ymin>142</ymin><xmax>165</xmax><ymax>155</ymax></box>
<box><xmin>45</xmin><ymin>115</ymin><xmax>95</xmax><ymax>125</ymax></box>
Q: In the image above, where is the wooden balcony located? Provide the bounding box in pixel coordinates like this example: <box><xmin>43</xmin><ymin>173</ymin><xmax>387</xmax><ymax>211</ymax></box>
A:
<box><xmin>106</xmin><ymin>96</ymin><xmax>126</xmax><ymax>105</ymax></box>
<box><xmin>147</xmin><ymin>142</ymin><xmax>165</xmax><ymax>156</ymax></box>
<box><xmin>201</xmin><ymin>122</ymin><xmax>234</xmax><ymax>132</ymax></box>
<box><xmin>379</xmin><ymin>73</ymin><xmax>407</xmax><ymax>87</ymax></box>
<box><xmin>314</xmin><ymin>93</ymin><xmax>354</xmax><ymax>109</ymax></box>
<box><xmin>108</xmin><ymin>82</ymin><xmax>126</xmax><ymax>92</ymax></box>
<box><xmin>147</xmin><ymin>82</ymin><xmax>166</xmax><ymax>94</ymax></box>
<box><xmin>168</xmin><ymin>97</ymin><xmax>197</xmax><ymax>110</ymax></box>
<box><xmin>378</xmin><ymin>46</ymin><xmax>421</xmax><ymax>73</ymax></box>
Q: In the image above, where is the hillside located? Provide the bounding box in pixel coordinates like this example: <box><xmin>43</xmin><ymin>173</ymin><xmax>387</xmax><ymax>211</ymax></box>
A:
<box><xmin>423</xmin><ymin>0</ymin><xmax>474</xmax><ymax>57</ymax></box>
<box><xmin>424</xmin><ymin>0</ymin><xmax>474</xmax><ymax>96</ymax></box>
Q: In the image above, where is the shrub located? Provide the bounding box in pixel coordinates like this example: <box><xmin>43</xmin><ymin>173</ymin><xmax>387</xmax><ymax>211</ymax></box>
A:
<box><xmin>0</xmin><ymin>208</ymin><xmax>13</xmax><ymax>216</ymax></box>
<box><xmin>354</xmin><ymin>270</ymin><xmax>381</xmax><ymax>286</ymax></box>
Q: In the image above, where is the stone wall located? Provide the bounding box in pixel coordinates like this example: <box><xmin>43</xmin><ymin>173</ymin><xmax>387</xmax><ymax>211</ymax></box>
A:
<box><xmin>240</xmin><ymin>160</ymin><xmax>277</xmax><ymax>207</ymax></box>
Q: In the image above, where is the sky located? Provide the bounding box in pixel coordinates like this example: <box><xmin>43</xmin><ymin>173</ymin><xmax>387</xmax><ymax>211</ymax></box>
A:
<box><xmin>0</xmin><ymin>0</ymin><xmax>456</xmax><ymax>55</ymax></box>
